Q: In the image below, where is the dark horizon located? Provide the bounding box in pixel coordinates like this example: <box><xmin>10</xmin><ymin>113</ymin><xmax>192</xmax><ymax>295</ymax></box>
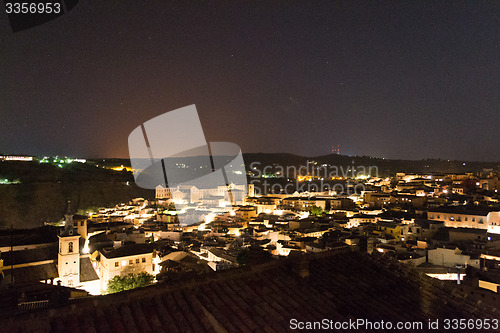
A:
<box><xmin>2</xmin><ymin>150</ymin><xmax>500</xmax><ymax>165</ymax></box>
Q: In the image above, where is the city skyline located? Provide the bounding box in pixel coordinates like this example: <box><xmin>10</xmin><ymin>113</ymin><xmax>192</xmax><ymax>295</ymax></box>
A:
<box><xmin>2</xmin><ymin>2</ymin><xmax>500</xmax><ymax>329</ymax></box>
<box><xmin>2</xmin><ymin>1</ymin><xmax>500</xmax><ymax>161</ymax></box>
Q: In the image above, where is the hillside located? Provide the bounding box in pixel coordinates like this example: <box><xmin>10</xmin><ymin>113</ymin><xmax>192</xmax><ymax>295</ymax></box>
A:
<box><xmin>1</xmin><ymin>153</ymin><xmax>499</xmax><ymax>229</ymax></box>
<box><xmin>0</xmin><ymin>161</ymin><xmax>153</xmax><ymax>229</ymax></box>
<box><xmin>244</xmin><ymin>153</ymin><xmax>500</xmax><ymax>176</ymax></box>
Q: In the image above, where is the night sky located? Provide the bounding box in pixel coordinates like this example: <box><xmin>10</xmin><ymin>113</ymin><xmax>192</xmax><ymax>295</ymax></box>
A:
<box><xmin>1</xmin><ymin>1</ymin><xmax>500</xmax><ymax>161</ymax></box>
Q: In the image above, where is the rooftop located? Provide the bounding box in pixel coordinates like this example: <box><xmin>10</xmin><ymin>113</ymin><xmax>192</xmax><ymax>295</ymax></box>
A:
<box><xmin>2</xmin><ymin>250</ymin><xmax>498</xmax><ymax>331</ymax></box>
<box><xmin>429</xmin><ymin>207</ymin><xmax>492</xmax><ymax>216</ymax></box>
<box><xmin>100</xmin><ymin>244</ymin><xmax>154</xmax><ymax>259</ymax></box>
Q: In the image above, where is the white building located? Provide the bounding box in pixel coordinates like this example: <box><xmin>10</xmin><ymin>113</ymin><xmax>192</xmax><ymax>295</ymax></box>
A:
<box><xmin>428</xmin><ymin>208</ymin><xmax>500</xmax><ymax>234</ymax></box>
<box><xmin>96</xmin><ymin>244</ymin><xmax>154</xmax><ymax>293</ymax></box>
<box><xmin>156</xmin><ymin>183</ymin><xmax>248</xmax><ymax>206</ymax></box>
<box><xmin>427</xmin><ymin>247</ymin><xmax>480</xmax><ymax>269</ymax></box>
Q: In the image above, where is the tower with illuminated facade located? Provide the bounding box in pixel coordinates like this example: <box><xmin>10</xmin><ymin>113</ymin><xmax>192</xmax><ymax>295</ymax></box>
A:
<box><xmin>58</xmin><ymin>204</ymin><xmax>80</xmax><ymax>287</ymax></box>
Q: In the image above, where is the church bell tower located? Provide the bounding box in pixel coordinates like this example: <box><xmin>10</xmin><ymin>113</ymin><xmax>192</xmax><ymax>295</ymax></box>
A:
<box><xmin>58</xmin><ymin>201</ymin><xmax>80</xmax><ymax>287</ymax></box>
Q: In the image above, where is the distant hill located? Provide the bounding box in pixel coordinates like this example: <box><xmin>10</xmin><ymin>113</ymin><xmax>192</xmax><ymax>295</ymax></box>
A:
<box><xmin>0</xmin><ymin>153</ymin><xmax>499</xmax><ymax>228</ymax></box>
<box><xmin>243</xmin><ymin>153</ymin><xmax>500</xmax><ymax>176</ymax></box>
<box><xmin>0</xmin><ymin>161</ymin><xmax>153</xmax><ymax>229</ymax></box>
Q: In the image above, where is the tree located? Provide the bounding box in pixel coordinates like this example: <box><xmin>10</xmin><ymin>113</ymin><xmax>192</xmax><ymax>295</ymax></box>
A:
<box><xmin>106</xmin><ymin>272</ymin><xmax>154</xmax><ymax>294</ymax></box>
<box><xmin>309</xmin><ymin>205</ymin><xmax>323</xmax><ymax>216</ymax></box>
<box><xmin>165</xmin><ymin>202</ymin><xmax>176</xmax><ymax>211</ymax></box>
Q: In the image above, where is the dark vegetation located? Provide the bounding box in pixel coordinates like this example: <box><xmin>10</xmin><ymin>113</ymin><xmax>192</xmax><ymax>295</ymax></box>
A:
<box><xmin>0</xmin><ymin>161</ymin><xmax>153</xmax><ymax>229</ymax></box>
<box><xmin>106</xmin><ymin>272</ymin><xmax>155</xmax><ymax>294</ymax></box>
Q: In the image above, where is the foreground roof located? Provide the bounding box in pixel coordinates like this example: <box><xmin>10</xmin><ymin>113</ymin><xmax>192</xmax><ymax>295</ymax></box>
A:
<box><xmin>1</xmin><ymin>250</ymin><xmax>499</xmax><ymax>332</ymax></box>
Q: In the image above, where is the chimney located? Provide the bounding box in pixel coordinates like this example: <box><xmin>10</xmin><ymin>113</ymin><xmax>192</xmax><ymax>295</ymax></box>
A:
<box><xmin>456</xmin><ymin>265</ymin><xmax>462</xmax><ymax>285</ymax></box>
<box><xmin>292</xmin><ymin>253</ymin><xmax>310</xmax><ymax>279</ymax></box>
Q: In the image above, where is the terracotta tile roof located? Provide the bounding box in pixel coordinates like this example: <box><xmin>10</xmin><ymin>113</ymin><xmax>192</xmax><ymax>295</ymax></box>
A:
<box><xmin>2</xmin><ymin>250</ymin><xmax>499</xmax><ymax>332</ymax></box>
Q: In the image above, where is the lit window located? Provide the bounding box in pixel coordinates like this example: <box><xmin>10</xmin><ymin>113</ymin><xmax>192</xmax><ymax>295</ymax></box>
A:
<box><xmin>121</xmin><ymin>260</ymin><xmax>127</xmax><ymax>266</ymax></box>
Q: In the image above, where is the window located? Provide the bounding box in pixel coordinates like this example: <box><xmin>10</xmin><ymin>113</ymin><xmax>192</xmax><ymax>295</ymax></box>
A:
<box><xmin>465</xmin><ymin>217</ymin><xmax>468</xmax><ymax>222</ymax></box>
<box><xmin>115</xmin><ymin>262</ymin><xmax>119</xmax><ymax>267</ymax></box>
<box><xmin>472</xmin><ymin>218</ymin><xmax>476</xmax><ymax>222</ymax></box>
<box><xmin>450</xmin><ymin>216</ymin><xmax>455</xmax><ymax>221</ymax></box>
<box><xmin>142</xmin><ymin>258</ymin><xmax>146</xmax><ymax>263</ymax></box>
<box><xmin>81</xmin><ymin>221</ymin><xmax>84</xmax><ymax>226</ymax></box>
<box><xmin>479</xmin><ymin>219</ymin><xmax>484</xmax><ymax>224</ymax></box>
<box><xmin>129</xmin><ymin>260</ymin><xmax>133</xmax><ymax>265</ymax></box>
<box><xmin>68</xmin><ymin>242</ymin><xmax>73</xmax><ymax>253</ymax></box>
<box><xmin>136</xmin><ymin>258</ymin><xmax>140</xmax><ymax>264</ymax></box>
